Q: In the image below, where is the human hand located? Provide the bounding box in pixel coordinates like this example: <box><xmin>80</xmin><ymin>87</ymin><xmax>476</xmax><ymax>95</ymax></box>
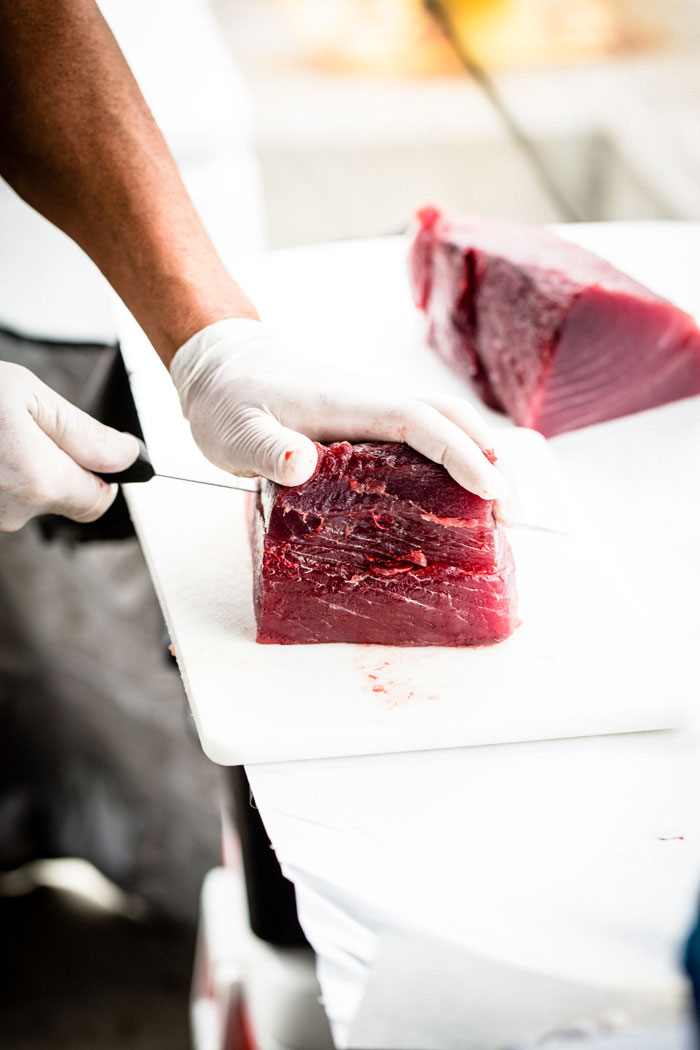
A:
<box><xmin>170</xmin><ymin>319</ymin><xmax>508</xmax><ymax>499</ymax></box>
<box><xmin>0</xmin><ymin>362</ymin><xmax>140</xmax><ymax>532</ymax></box>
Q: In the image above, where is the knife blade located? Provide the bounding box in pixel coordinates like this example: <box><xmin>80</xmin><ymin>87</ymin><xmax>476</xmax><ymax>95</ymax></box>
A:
<box><xmin>95</xmin><ymin>437</ymin><xmax>260</xmax><ymax>492</ymax></box>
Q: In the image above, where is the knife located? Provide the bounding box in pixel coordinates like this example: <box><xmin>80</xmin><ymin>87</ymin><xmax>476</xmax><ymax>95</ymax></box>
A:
<box><xmin>98</xmin><ymin>435</ymin><xmax>575</xmax><ymax>536</ymax></box>
<box><xmin>95</xmin><ymin>437</ymin><xmax>260</xmax><ymax>493</ymax></box>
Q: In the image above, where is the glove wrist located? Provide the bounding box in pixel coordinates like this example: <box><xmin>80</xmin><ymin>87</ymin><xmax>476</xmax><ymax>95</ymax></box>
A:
<box><xmin>169</xmin><ymin>317</ymin><xmax>280</xmax><ymax>398</ymax></box>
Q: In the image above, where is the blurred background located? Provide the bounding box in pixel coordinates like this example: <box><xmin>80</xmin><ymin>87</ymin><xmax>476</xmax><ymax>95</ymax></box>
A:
<box><xmin>214</xmin><ymin>0</ymin><xmax>700</xmax><ymax>245</ymax></box>
<box><xmin>2</xmin><ymin>1</ymin><xmax>700</xmax><ymax>1048</ymax></box>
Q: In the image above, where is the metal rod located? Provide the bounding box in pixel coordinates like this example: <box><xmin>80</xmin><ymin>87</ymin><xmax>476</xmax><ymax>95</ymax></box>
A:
<box><xmin>423</xmin><ymin>0</ymin><xmax>583</xmax><ymax>223</ymax></box>
<box><xmin>155</xmin><ymin>473</ymin><xmax>260</xmax><ymax>493</ymax></box>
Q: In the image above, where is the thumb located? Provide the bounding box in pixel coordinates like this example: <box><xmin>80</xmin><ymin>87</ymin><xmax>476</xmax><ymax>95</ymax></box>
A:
<box><xmin>30</xmin><ymin>381</ymin><xmax>139</xmax><ymax>474</ymax></box>
<box><xmin>233</xmin><ymin>412</ymin><xmax>319</xmax><ymax>486</ymax></box>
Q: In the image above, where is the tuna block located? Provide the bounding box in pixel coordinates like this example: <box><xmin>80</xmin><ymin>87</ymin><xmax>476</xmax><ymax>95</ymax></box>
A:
<box><xmin>410</xmin><ymin>207</ymin><xmax>700</xmax><ymax>437</ymax></box>
<box><xmin>250</xmin><ymin>441</ymin><xmax>517</xmax><ymax>646</ymax></box>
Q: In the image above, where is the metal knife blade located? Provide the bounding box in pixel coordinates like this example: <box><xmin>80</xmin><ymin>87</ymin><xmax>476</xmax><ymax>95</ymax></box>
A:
<box><xmin>94</xmin><ymin>438</ymin><xmax>260</xmax><ymax>492</ymax></box>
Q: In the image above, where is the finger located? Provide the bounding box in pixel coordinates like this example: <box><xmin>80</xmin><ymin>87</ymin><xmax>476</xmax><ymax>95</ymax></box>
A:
<box><xmin>297</xmin><ymin>393</ymin><xmax>507</xmax><ymax>499</ymax></box>
<box><xmin>356</xmin><ymin>402</ymin><xmax>508</xmax><ymax>500</ymax></box>
<box><xmin>493</xmin><ymin>494</ymin><xmax>517</xmax><ymax>527</ymax></box>
<box><xmin>29</xmin><ymin>380</ymin><xmax>140</xmax><ymax>473</ymax></box>
<box><xmin>43</xmin><ymin>458</ymin><xmax>120</xmax><ymax>523</ymax></box>
<box><xmin>49</xmin><ymin>479</ymin><xmax>119</xmax><ymax>523</ymax></box>
<box><xmin>215</xmin><ymin>411</ymin><xmax>319</xmax><ymax>486</ymax></box>
<box><xmin>425</xmin><ymin>398</ymin><xmax>515</xmax><ymax>517</ymax></box>
<box><xmin>419</xmin><ymin>393</ymin><xmax>497</xmax><ymax>452</ymax></box>
<box><xmin>20</xmin><ymin>425</ymin><xmax>120</xmax><ymax>522</ymax></box>
<box><xmin>406</xmin><ymin>406</ymin><xmax>507</xmax><ymax>499</ymax></box>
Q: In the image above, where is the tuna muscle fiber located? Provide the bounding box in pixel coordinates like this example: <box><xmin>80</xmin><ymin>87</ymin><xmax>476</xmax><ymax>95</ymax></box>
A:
<box><xmin>250</xmin><ymin>442</ymin><xmax>517</xmax><ymax>647</ymax></box>
<box><xmin>410</xmin><ymin>207</ymin><xmax>700</xmax><ymax>437</ymax></box>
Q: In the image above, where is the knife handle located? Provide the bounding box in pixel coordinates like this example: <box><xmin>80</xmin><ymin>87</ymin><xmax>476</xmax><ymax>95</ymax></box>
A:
<box><xmin>94</xmin><ymin>436</ymin><xmax>155</xmax><ymax>485</ymax></box>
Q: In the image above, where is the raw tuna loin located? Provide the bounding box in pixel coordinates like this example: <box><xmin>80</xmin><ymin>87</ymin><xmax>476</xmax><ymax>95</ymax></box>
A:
<box><xmin>410</xmin><ymin>207</ymin><xmax>700</xmax><ymax>437</ymax></box>
<box><xmin>250</xmin><ymin>441</ymin><xmax>517</xmax><ymax>646</ymax></box>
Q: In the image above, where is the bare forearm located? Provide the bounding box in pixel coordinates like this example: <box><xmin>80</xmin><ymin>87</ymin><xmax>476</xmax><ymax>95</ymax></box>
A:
<box><xmin>0</xmin><ymin>0</ymin><xmax>257</xmax><ymax>363</ymax></box>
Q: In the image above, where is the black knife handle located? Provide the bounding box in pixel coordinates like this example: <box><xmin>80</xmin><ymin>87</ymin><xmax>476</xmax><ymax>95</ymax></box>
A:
<box><xmin>94</xmin><ymin>436</ymin><xmax>155</xmax><ymax>485</ymax></box>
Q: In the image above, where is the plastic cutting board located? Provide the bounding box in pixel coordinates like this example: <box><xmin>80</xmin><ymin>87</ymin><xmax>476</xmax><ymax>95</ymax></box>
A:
<box><xmin>118</xmin><ymin>223</ymin><xmax>700</xmax><ymax>765</ymax></box>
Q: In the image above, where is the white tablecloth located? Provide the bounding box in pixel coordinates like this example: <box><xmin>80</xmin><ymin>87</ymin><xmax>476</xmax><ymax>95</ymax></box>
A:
<box><xmin>248</xmin><ymin>726</ymin><xmax>700</xmax><ymax>1048</ymax></box>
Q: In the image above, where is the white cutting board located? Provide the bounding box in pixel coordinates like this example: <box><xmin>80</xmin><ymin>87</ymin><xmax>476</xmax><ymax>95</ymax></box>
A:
<box><xmin>119</xmin><ymin>223</ymin><xmax>700</xmax><ymax>765</ymax></box>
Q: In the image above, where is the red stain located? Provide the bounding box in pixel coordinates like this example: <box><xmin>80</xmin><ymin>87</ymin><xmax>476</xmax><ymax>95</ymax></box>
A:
<box><xmin>362</xmin><ymin>658</ymin><xmax>419</xmax><ymax>708</ymax></box>
<box><xmin>284</xmin><ymin>450</ymin><xmax>293</xmax><ymax>461</ymax></box>
<box><xmin>385</xmin><ymin>687</ymin><xmax>411</xmax><ymax>709</ymax></box>
<box><xmin>657</xmin><ymin>835</ymin><xmax>685</xmax><ymax>841</ymax></box>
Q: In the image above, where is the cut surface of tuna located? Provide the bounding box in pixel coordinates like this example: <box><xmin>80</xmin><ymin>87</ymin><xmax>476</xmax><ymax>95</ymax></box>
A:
<box><xmin>250</xmin><ymin>441</ymin><xmax>517</xmax><ymax>646</ymax></box>
<box><xmin>409</xmin><ymin>207</ymin><xmax>700</xmax><ymax>436</ymax></box>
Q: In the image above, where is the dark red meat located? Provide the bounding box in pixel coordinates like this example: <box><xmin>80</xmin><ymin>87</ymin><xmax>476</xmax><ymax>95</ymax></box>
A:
<box><xmin>250</xmin><ymin>441</ymin><xmax>517</xmax><ymax>646</ymax></box>
<box><xmin>410</xmin><ymin>207</ymin><xmax>700</xmax><ymax>436</ymax></box>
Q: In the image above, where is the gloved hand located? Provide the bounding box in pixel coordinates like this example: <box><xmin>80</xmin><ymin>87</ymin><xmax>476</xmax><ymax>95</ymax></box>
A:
<box><xmin>0</xmin><ymin>362</ymin><xmax>140</xmax><ymax>532</ymax></box>
<box><xmin>170</xmin><ymin>318</ymin><xmax>508</xmax><ymax>500</ymax></box>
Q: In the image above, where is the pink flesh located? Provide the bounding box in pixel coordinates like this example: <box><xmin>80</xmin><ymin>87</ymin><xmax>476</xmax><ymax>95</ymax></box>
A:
<box><xmin>409</xmin><ymin>209</ymin><xmax>700</xmax><ymax>436</ymax></box>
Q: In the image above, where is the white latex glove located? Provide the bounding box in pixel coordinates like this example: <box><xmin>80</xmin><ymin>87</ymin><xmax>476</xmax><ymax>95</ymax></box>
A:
<box><xmin>0</xmin><ymin>362</ymin><xmax>140</xmax><ymax>532</ymax></box>
<box><xmin>170</xmin><ymin>318</ymin><xmax>508</xmax><ymax>500</ymax></box>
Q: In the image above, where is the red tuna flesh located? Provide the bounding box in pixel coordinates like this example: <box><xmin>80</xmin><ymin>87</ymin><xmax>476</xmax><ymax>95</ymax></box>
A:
<box><xmin>249</xmin><ymin>441</ymin><xmax>517</xmax><ymax>646</ymax></box>
<box><xmin>410</xmin><ymin>207</ymin><xmax>700</xmax><ymax>437</ymax></box>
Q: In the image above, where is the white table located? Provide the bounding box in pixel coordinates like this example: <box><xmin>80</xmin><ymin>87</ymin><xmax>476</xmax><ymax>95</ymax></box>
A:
<box><xmin>247</xmin><ymin>728</ymin><xmax>700</xmax><ymax>1049</ymax></box>
<box><xmin>120</xmin><ymin>224</ymin><xmax>700</xmax><ymax>1049</ymax></box>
